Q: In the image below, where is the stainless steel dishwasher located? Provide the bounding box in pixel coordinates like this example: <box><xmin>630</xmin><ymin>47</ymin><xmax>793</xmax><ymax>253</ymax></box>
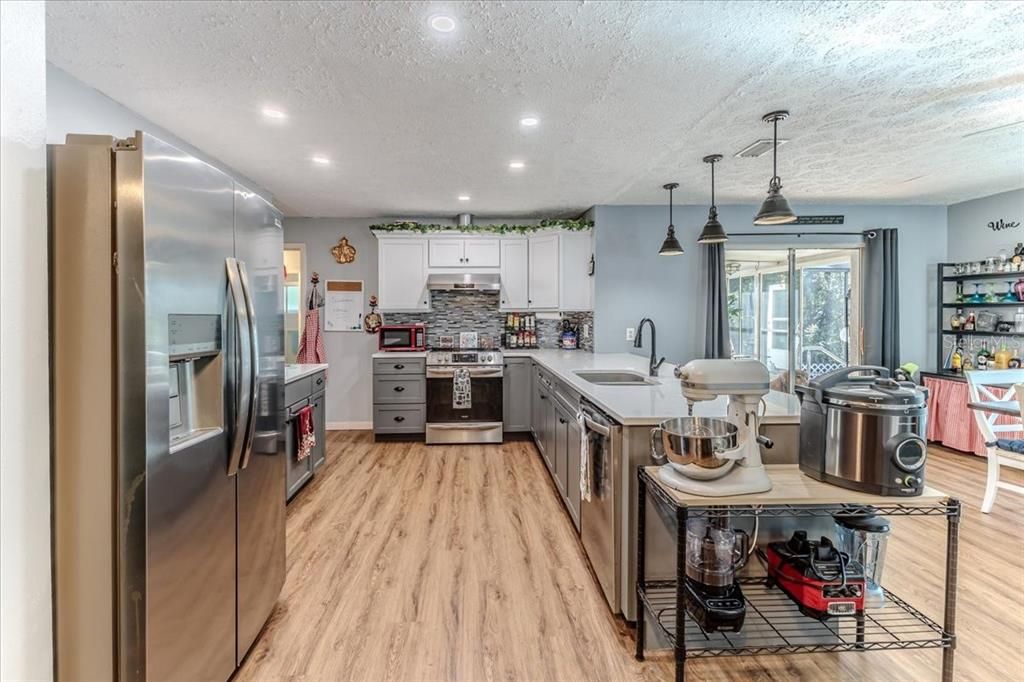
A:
<box><xmin>579</xmin><ymin>399</ymin><xmax>622</xmax><ymax>612</ymax></box>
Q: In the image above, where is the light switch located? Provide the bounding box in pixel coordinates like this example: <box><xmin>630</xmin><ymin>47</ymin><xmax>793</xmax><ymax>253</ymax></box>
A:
<box><xmin>626</xmin><ymin>327</ymin><xmax>635</xmax><ymax>341</ymax></box>
<box><xmin>583</xmin><ymin>324</ymin><xmax>591</xmax><ymax>339</ymax></box>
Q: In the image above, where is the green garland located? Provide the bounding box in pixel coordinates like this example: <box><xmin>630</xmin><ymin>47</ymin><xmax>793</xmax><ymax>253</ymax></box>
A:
<box><xmin>369</xmin><ymin>218</ymin><xmax>593</xmax><ymax>234</ymax></box>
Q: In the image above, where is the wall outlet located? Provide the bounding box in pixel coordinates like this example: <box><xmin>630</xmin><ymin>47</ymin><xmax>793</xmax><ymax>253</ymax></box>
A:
<box><xmin>625</xmin><ymin>327</ymin><xmax>635</xmax><ymax>342</ymax></box>
<box><xmin>582</xmin><ymin>323</ymin><xmax>591</xmax><ymax>339</ymax></box>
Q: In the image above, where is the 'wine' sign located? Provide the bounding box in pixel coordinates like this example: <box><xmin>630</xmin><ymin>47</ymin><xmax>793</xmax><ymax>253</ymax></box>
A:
<box><xmin>988</xmin><ymin>218</ymin><xmax>1021</xmax><ymax>231</ymax></box>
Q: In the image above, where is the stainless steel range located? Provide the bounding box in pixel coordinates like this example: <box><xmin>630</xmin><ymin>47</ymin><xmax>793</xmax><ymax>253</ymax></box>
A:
<box><xmin>426</xmin><ymin>349</ymin><xmax>504</xmax><ymax>444</ymax></box>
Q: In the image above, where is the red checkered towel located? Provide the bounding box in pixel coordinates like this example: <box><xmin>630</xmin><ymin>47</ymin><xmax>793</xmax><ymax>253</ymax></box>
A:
<box><xmin>295</xmin><ymin>405</ymin><xmax>315</xmax><ymax>461</ymax></box>
<box><xmin>297</xmin><ymin>307</ymin><xmax>325</xmax><ymax>364</ymax></box>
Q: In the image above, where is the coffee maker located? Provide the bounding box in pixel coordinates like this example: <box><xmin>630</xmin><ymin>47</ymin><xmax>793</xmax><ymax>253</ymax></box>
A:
<box><xmin>684</xmin><ymin>516</ymin><xmax>749</xmax><ymax>632</ymax></box>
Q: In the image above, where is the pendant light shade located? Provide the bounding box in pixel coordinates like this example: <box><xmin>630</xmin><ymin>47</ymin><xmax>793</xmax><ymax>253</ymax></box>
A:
<box><xmin>754</xmin><ymin>110</ymin><xmax>797</xmax><ymax>226</ymax></box>
<box><xmin>697</xmin><ymin>154</ymin><xmax>728</xmax><ymax>244</ymax></box>
<box><xmin>659</xmin><ymin>182</ymin><xmax>684</xmax><ymax>255</ymax></box>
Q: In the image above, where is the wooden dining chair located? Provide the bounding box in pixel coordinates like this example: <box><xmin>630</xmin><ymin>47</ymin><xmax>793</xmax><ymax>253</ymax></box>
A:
<box><xmin>965</xmin><ymin>370</ymin><xmax>1024</xmax><ymax>513</ymax></box>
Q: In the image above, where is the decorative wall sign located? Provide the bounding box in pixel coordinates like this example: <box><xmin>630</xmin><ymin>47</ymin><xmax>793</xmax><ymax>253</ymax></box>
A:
<box><xmin>331</xmin><ymin>236</ymin><xmax>357</xmax><ymax>264</ymax></box>
<box><xmin>988</xmin><ymin>218</ymin><xmax>1021</xmax><ymax>232</ymax></box>
<box><xmin>791</xmin><ymin>215</ymin><xmax>845</xmax><ymax>225</ymax></box>
<box><xmin>324</xmin><ymin>280</ymin><xmax>364</xmax><ymax>332</ymax></box>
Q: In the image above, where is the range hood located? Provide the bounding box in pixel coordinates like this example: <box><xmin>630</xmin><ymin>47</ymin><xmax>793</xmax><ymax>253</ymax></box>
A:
<box><xmin>427</xmin><ymin>272</ymin><xmax>501</xmax><ymax>291</ymax></box>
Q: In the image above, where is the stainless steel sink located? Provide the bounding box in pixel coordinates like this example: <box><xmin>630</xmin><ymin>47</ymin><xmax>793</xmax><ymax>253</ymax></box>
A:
<box><xmin>573</xmin><ymin>370</ymin><xmax>658</xmax><ymax>386</ymax></box>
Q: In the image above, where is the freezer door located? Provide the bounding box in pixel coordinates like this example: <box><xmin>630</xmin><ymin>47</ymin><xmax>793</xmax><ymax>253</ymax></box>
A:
<box><xmin>233</xmin><ymin>184</ymin><xmax>286</xmax><ymax>664</ymax></box>
<box><xmin>130</xmin><ymin>133</ymin><xmax>238</xmax><ymax>681</ymax></box>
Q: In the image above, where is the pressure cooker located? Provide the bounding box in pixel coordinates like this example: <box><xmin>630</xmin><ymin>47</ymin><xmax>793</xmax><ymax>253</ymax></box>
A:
<box><xmin>795</xmin><ymin>366</ymin><xmax>928</xmax><ymax>496</ymax></box>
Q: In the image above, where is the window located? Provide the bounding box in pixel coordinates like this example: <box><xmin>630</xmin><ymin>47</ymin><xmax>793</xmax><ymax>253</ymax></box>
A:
<box><xmin>726</xmin><ymin>248</ymin><xmax>861</xmax><ymax>392</ymax></box>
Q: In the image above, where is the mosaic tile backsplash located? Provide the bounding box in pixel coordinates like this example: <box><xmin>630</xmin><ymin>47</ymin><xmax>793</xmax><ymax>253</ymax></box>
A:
<box><xmin>387</xmin><ymin>290</ymin><xmax>594</xmax><ymax>351</ymax></box>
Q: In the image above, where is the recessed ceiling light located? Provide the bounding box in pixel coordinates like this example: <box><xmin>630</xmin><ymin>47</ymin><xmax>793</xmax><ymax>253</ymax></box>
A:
<box><xmin>458</xmin><ymin>194</ymin><xmax>471</xmax><ymax>201</ymax></box>
<box><xmin>508</xmin><ymin>161</ymin><xmax>525</xmax><ymax>169</ymax></box>
<box><xmin>311</xmin><ymin>155</ymin><xmax>331</xmax><ymax>166</ymax></box>
<box><xmin>261</xmin><ymin>107</ymin><xmax>287</xmax><ymax>120</ymax></box>
<box><xmin>429</xmin><ymin>14</ymin><xmax>456</xmax><ymax>33</ymax></box>
<box><xmin>520</xmin><ymin>117</ymin><xmax>539</xmax><ymax>127</ymax></box>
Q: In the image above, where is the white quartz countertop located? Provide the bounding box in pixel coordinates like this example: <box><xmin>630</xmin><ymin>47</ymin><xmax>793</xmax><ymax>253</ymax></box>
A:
<box><xmin>285</xmin><ymin>363</ymin><xmax>329</xmax><ymax>383</ymax></box>
<box><xmin>367</xmin><ymin>348</ymin><xmax>800</xmax><ymax>426</ymax></box>
<box><xmin>504</xmin><ymin>350</ymin><xmax>801</xmax><ymax>426</ymax></box>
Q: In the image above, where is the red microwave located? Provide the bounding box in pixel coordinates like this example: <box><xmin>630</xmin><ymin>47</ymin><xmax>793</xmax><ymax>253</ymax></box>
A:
<box><xmin>378</xmin><ymin>324</ymin><xmax>427</xmax><ymax>351</ymax></box>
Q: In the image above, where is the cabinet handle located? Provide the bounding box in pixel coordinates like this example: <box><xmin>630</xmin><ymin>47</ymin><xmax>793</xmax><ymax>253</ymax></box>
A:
<box><xmin>394</xmin><ymin>386</ymin><xmax>406</xmax><ymax>392</ymax></box>
<box><xmin>315</xmin><ymin>377</ymin><xmax>324</xmax><ymax>386</ymax></box>
<box><xmin>394</xmin><ymin>415</ymin><xmax>405</xmax><ymax>422</ymax></box>
<box><xmin>559</xmin><ymin>417</ymin><xmax>567</xmax><ymax>424</ymax></box>
<box><xmin>394</xmin><ymin>364</ymin><xmax>405</xmax><ymax>369</ymax></box>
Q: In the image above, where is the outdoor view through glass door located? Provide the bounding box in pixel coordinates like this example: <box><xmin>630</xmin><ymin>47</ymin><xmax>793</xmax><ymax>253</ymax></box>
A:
<box><xmin>283</xmin><ymin>244</ymin><xmax>305</xmax><ymax>363</ymax></box>
<box><xmin>726</xmin><ymin>248</ymin><xmax>861</xmax><ymax>392</ymax></box>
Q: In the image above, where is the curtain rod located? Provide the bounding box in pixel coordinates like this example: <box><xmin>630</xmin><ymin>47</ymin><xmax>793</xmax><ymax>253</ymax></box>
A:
<box><xmin>728</xmin><ymin>230</ymin><xmax>874</xmax><ymax>238</ymax></box>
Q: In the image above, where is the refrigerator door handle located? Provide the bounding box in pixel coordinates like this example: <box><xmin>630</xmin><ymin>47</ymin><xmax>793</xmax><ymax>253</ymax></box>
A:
<box><xmin>226</xmin><ymin>257</ymin><xmax>252</xmax><ymax>477</ymax></box>
<box><xmin>237</xmin><ymin>260</ymin><xmax>260</xmax><ymax>471</ymax></box>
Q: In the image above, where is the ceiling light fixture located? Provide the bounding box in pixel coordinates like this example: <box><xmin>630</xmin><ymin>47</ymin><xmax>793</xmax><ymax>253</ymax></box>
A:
<box><xmin>520</xmin><ymin>117</ymin><xmax>539</xmax><ymax>127</ymax></box>
<box><xmin>429</xmin><ymin>14</ymin><xmax>457</xmax><ymax>33</ymax></box>
<box><xmin>508</xmin><ymin>161</ymin><xmax>525</xmax><ymax>169</ymax></box>
<box><xmin>658</xmin><ymin>182</ymin><xmax>684</xmax><ymax>256</ymax></box>
<box><xmin>753</xmin><ymin>110</ymin><xmax>797</xmax><ymax>225</ymax></box>
<box><xmin>261</xmin><ymin>107</ymin><xmax>287</xmax><ymax>120</ymax></box>
<box><xmin>458</xmin><ymin>194</ymin><xmax>471</xmax><ymax>201</ymax></box>
<box><xmin>697</xmin><ymin>154</ymin><xmax>728</xmax><ymax>244</ymax></box>
<box><xmin>311</xmin><ymin>155</ymin><xmax>331</xmax><ymax>166</ymax></box>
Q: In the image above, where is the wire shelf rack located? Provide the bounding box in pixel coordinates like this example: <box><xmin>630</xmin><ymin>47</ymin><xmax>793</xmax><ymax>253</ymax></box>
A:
<box><xmin>639</xmin><ymin>577</ymin><xmax>950</xmax><ymax>658</ymax></box>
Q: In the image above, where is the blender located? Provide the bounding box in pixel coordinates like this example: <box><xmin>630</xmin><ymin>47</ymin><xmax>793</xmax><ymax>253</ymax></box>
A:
<box><xmin>683</xmin><ymin>516</ymin><xmax>749</xmax><ymax>632</ymax></box>
<box><xmin>834</xmin><ymin>512</ymin><xmax>891</xmax><ymax>609</ymax></box>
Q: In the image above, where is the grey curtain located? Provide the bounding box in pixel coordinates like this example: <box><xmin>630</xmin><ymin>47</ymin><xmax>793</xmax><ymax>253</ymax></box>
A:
<box><xmin>862</xmin><ymin>228</ymin><xmax>901</xmax><ymax>370</ymax></box>
<box><xmin>701</xmin><ymin>242</ymin><xmax>730</xmax><ymax>358</ymax></box>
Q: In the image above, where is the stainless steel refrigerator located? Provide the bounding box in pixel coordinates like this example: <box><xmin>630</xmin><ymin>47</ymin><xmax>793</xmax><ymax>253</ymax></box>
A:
<box><xmin>50</xmin><ymin>131</ymin><xmax>285</xmax><ymax>681</ymax></box>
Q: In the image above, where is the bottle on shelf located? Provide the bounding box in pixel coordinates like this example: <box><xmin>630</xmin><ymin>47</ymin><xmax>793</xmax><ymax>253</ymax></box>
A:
<box><xmin>950</xmin><ymin>308</ymin><xmax>964</xmax><ymax>330</ymax></box>
<box><xmin>994</xmin><ymin>344</ymin><xmax>1012</xmax><ymax>370</ymax></box>
<box><xmin>963</xmin><ymin>312</ymin><xmax>976</xmax><ymax>331</ymax></box>
<box><xmin>1015</xmin><ymin>307</ymin><xmax>1024</xmax><ymax>334</ymax></box>
<box><xmin>951</xmin><ymin>345</ymin><xmax>963</xmax><ymax>372</ymax></box>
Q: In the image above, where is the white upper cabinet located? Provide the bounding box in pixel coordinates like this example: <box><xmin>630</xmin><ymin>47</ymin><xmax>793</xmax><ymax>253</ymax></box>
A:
<box><xmin>462</xmin><ymin>238</ymin><xmax>500</xmax><ymax>267</ymax></box>
<box><xmin>558</xmin><ymin>230</ymin><xmax>594</xmax><ymax>312</ymax></box>
<box><xmin>378</xmin><ymin>239</ymin><xmax>429</xmax><ymax>311</ymax></box>
<box><xmin>428</xmin><ymin>237</ymin><xmax>500</xmax><ymax>267</ymax></box>
<box><xmin>528</xmin><ymin>233</ymin><xmax>560</xmax><ymax>310</ymax></box>
<box><xmin>499</xmin><ymin>239</ymin><xmax>529</xmax><ymax>310</ymax></box>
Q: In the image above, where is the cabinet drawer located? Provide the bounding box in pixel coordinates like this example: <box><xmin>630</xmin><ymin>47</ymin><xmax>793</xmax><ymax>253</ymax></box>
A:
<box><xmin>374</xmin><ymin>404</ymin><xmax>426</xmax><ymax>433</ymax></box>
<box><xmin>373</xmin><ymin>375</ymin><xmax>426</xmax><ymax>404</ymax></box>
<box><xmin>373</xmin><ymin>357</ymin><xmax>426</xmax><ymax>376</ymax></box>
<box><xmin>285</xmin><ymin>377</ymin><xmax>310</xmax><ymax>405</ymax></box>
<box><xmin>309</xmin><ymin>371</ymin><xmax>326</xmax><ymax>393</ymax></box>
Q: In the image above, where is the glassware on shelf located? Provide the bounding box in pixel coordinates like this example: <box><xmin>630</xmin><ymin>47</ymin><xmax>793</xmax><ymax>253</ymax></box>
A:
<box><xmin>1015</xmin><ymin>278</ymin><xmax>1024</xmax><ymax>302</ymax></box>
<box><xmin>984</xmin><ymin>283</ymin><xmax>997</xmax><ymax>303</ymax></box>
<box><xmin>1004</xmin><ymin>281</ymin><xmax>1018</xmax><ymax>302</ymax></box>
<box><xmin>967</xmin><ymin>283</ymin><xmax>985</xmax><ymax>303</ymax></box>
<box><xmin>971</xmin><ymin>261</ymin><xmax>982</xmax><ymax>275</ymax></box>
<box><xmin>953</xmin><ymin>263</ymin><xmax>966</xmax><ymax>276</ymax></box>
<box><xmin>985</xmin><ymin>257</ymin><xmax>996</xmax><ymax>273</ymax></box>
<box><xmin>998</xmin><ymin>250</ymin><xmax>1009</xmax><ymax>272</ymax></box>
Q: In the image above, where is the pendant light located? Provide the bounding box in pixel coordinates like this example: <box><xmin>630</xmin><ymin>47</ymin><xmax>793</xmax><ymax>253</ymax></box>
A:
<box><xmin>658</xmin><ymin>182</ymin><xmax>684</xmax><ymax>255</ymax></box>
<box><xmin>697</xmin><ymin>154</ymin><xmax>728</xmax><ymax>244</ymax></box>
<box><xmin>753</xmin><ymin>110</ymin><xmax>797</xmax><ymax>225</ymax></box>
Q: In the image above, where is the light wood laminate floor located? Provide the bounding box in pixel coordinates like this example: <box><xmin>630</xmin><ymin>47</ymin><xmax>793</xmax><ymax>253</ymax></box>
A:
<box><xmin>236</xmin><ymin>432</ymin><xmax>1024</xmax><ymax>681</ymax></box>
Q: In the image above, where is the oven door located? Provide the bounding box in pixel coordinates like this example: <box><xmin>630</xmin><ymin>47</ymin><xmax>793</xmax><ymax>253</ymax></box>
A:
<box><xmin>426</xmin><ymin>367</ymin><xmax>503</xmax><ymax>424</ymax></box>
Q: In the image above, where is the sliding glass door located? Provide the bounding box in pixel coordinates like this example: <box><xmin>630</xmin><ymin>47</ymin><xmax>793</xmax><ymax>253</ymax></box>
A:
<box><xmin>726</xmin><ymin>248</ymin><xmax>861</xmax><ymax>392</ymax></box>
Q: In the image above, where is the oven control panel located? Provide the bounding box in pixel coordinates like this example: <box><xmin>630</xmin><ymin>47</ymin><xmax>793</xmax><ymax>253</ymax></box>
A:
<box><xmin>427</xmin><ymin>350</ymin><xmax>503</xmax><ymax>366</ymax></box>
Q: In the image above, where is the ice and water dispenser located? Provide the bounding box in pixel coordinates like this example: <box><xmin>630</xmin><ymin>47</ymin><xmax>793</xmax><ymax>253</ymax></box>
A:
<box><xmin>168</xmin><ymin>314</ymin><xmax>224</xmax><ymax>452</ymax></box>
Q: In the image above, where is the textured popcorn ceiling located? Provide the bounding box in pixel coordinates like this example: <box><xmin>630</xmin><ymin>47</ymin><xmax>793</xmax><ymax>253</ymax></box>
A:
<box><xmin>47</xmin><ymin>0</ymin><xmax>1024</xmax><ymax>217</ymax></box>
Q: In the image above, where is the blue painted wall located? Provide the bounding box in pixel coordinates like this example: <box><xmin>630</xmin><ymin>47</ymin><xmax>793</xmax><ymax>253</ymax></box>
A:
<box><xmin>593</xmin><ymin>203</ymin><xmax>948</xmax><ymax>370</ymax></box>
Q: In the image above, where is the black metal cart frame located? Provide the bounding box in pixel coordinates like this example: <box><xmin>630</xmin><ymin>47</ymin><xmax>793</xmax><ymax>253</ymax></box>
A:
<box><xmin>634</xmin><ymin>468</ymin><xmax>962</xmax><ymax>682</ymax></box>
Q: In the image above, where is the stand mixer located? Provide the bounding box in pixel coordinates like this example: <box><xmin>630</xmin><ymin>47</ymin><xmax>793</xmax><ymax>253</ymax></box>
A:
<box><xmin>652</xmin><ymin>358</ymin><xmax>773</xmax><ymax>496</ymax></box>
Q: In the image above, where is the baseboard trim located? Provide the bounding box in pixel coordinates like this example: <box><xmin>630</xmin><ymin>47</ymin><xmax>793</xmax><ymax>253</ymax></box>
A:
<box><xmin>327</xmin><ymin>421</ymin><xmax>372</xmax><ymax>431</ymax></box>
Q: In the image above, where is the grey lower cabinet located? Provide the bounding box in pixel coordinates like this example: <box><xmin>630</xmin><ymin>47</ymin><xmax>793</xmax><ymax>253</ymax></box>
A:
<box><xmin>503</xmin><ymin>357</ymin><xmax>532</xmax><ymax>432</ymax></box>
<box><xmin>285</xmin><ymin>370</ymin><xmax>327</xmax><ymax>502</ymax></box>
<box><xmin>373</xmin><ymin>357</ymin><xmax>426</xmax><ymax>437</ymax></box>
<box><xmin>529</xmin><ymin>362</ymin><xmax>581</xmax><ymax>531</ymax></box>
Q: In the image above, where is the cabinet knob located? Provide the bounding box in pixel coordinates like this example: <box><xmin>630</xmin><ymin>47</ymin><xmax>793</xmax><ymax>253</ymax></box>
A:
<box><xmin>315</xmin><ymin>377</ymin><xmax>324</xmax><ymax>386</ymax></box>
<box><xmin>394</xmin><ymin>415</ymin><xmax>405</xmax><ymax>422</ymax></box>
<box><xmin>395</xmin><ymin>364</ymin><xmax>405</xmax><ymax>369</ymax></box>
<box><xmin>394</xmin><ymin>386</ymin><xmax>406</xmax><ymax>392</ymax></box>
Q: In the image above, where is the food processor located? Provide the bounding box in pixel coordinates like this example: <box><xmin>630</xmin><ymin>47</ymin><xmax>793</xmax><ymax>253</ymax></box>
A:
<box><xmin>683</xmin><ymin>517</ymin><xmax>750</xmax><ymax>632</ymax></box>
<box><xmin>834</xmin><ymin>512</ymin><xmax>891</xmax><ymax>609</ymax></box>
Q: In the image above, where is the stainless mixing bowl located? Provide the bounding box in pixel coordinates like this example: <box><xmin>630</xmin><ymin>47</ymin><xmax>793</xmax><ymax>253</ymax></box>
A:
<box><xmin>650</xmin><ymin>417</ymin><xmax>738</xmax><ymax>470</ymax></box>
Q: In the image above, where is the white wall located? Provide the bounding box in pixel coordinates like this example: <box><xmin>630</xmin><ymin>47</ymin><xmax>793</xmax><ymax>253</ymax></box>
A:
<box><xmin>946</xmin><ymin>188</ymin><xmax>1024</xmax><ymax>262</ymax></box>
<box><xmin>1</xmin><ymin>2</ymin><xmax>53</xmax><ymax>680</ymax></box>
<box><xmin>46</xmin><ymin>63</ymin><xmax>271</xmax><ymax>200</ymax></box>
